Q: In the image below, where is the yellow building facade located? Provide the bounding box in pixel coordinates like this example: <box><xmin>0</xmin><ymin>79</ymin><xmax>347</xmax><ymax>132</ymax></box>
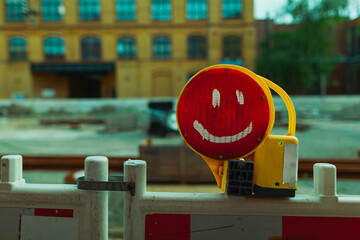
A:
<box><xmin>0</xmin><ymin>0</ymin><xmax>256</xmax><ymax>98</ymax></box>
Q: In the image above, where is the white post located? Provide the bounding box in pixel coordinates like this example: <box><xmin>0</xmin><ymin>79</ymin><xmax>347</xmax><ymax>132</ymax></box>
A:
<box><xmin>84</xmin><ymin>156</ymin><xmax>109</xmax><ymax>240</ymax></box>
<box><xmin>1</xmin><ymin>155</ymin><xmax>24</xmax><ymax>183</ymax></box>
<box><xmin>124</xmin><ymin>160</ymin><xmax>146</xmax><ymax>240</ymax></box>
<box><xmin>313</xmin><ymin>163</ymin><xmax>337</xmax><ymax>197</ymax></box>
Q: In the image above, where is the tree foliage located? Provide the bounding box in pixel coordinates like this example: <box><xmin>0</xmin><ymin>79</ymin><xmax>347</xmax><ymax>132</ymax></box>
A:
<box><xmin>256</xmin><ymin>0</ymin><xmax>349</xmax><ymax>94</ymax></box>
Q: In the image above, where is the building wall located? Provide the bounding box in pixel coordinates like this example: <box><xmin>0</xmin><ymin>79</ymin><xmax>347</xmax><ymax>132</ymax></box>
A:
<box><xmin>0</xmin><ymin>64</ymin><xmax>8</xmax><ymax>98</ymax></box>
<box><xmin>4</xmin><ymin>63</ymin><xmax>34</xmax><ymax>98</ymax></box>
<box><xmin>0</xmin><ymin>0</ymin><xmax>255</xmax><ymax>98</ymax></box>
<box><xmin>33</xmin><ymin>73</ymin><xmax>68</xmax><ymax>98</ymax></box>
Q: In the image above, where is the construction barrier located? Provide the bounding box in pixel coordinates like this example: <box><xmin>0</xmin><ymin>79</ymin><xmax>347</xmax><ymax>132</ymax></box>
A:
<box><xmin>3</xmin><ymin>154</ymin><xmax>360</xmax><ymax>239</ymax></box>
<box><xmin>124</xmin><ymin>160</ymin><xmax>360</xmax><ymax>240</ymax></box>
<box><xmin>0</xmin><ymin>155</ymin><xmax>108</xmax><ymax>240</ymax></box>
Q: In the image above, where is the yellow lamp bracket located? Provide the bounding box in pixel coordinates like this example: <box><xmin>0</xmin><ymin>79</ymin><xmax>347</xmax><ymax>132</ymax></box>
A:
<box><xmin>204</xmin><ymin>75</ymin><xmax>299</xmax><ymax>197</ymax></box>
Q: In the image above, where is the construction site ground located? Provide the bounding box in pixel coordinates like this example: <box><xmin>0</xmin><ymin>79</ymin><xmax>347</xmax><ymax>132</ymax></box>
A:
<box><xmin>0</xmin><ymin>117</ymin><xmax>359</xmax><ymax>159</ymax></box>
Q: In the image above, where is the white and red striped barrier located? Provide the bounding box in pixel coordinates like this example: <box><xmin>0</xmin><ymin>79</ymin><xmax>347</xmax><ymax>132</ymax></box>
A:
<box><xmin>124</xmin><ymin>161</ymin><xmax>360</xmax><ymax>240</ymax></box>
<box><xmin>0</xmin><ymin>155</ymin><xmax>108</xmax><ymax>240</ymax></box>
<box><xmin>144</xmin><ymin>214</ymin><xmax>360</xmax><ymax>239</ymax></box>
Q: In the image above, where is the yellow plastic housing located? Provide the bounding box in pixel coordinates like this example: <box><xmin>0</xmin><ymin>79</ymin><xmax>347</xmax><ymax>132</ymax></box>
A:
<box><xmin>249</xmin><ymin>135</ymin><xmax>298</xmax><ymax>190</ymax></box>
<box><xmin>219</xmin><ymin>76</ymin><xmax>299</xmax><ymax>193</ymax></box>
<box><xmin>221</xmin><ymin>133</ymin><xmax>299</xmax><ymax>192</ymax></box>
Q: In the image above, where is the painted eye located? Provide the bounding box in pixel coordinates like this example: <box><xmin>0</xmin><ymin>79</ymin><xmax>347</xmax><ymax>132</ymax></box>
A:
<box><xmin>212</xmin><ymin>89</ymin><xmax>220</xmax><ymax>108</ymax></box>
<box><xmin>236</xmin><ymin>90</ymin><xmax>244</xmax><ymax>105</ymax></box>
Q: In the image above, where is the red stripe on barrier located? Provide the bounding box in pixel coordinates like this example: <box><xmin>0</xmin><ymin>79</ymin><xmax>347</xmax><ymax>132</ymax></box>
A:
<box><xmin>283</xmin><ymin>216</ymin><xmax>360</xmax><ymax>239</ymax></box>
<box><xmin>145</xmin><ymin>214</ymin><xmax>191</xmax><ymax>240</ymax></box>
<box><xmin>35</xmin><ymin>208</ymin><xmax>73</xmax><ymax>218</ymax></box>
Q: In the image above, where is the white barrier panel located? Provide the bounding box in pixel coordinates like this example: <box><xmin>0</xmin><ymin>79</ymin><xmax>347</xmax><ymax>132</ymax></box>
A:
<box><xmin>0</xmin><ymin>155</ymin><xmax>108</xmax><ymax>240</ymax></box>
<box><xmin>124</xmin><ymin>160</ymin><xmax>360</xmax><ymax>240</ymax></box>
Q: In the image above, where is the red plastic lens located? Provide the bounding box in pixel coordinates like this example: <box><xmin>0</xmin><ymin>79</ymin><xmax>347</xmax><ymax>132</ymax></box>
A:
<box><xmin>177</xmin><ymin>67</ymin><xmax>271</xmax><ymax>160</ymax></box>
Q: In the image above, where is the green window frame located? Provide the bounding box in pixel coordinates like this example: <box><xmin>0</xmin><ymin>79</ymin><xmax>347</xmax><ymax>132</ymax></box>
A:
<box><xmin>42</xmin><ymin>0</ymin><xmax>63</xmax><ymax>21</ymax></box>
<box><xmin>223</xmin><ymin>35</ymin><xmax>241</xmax><ymax>60</ymax></box>
<box><xmin>6</xmin><ymin>0</ymin><xmax>26</xmax><ymax>22</ymax></box>
<box><xmin>81</xmin><ymin>37</ymin><xmax>101</xmax><ymax>60</ymax></box>
<box><xmin>187</xmin><ymin>0</ymin><xmax>207</xmax><ymax>20</ymax></box>
<box><xmin>44</xmin><ymin>37</ymin><xmax>65</xmax><ymax>60</ymax></box>
<box><xmin>222</xmin><ymin>0</ymin><xmax>242</xmax><ymax>19</ymax></box>
<box><xmin>116</xmin><ymin>0</ymin><xmax>136</xmax><ymax>20</ymax></box>
<box><xmin>152</xmin><ymin>0</ymin><xmax>171</xmax><ymax>21</ymax></box>
<box><xmin>79</xmin><ymin>0</ymin><xmax>100</xmax><ymax>21</ymax></box>
<box><xmin>9</xmin><ymin>37</ymin><xmax>27</xmax><ymax>61</ymax></box>
<box><xmin>152</xmin><ymin>36</ymin><xmax>172</xmax><ymax>60</ymax></box>
<box><xmin>188</xmin><ymin>35</ymin><xmax>207</xmax><ymax>59</ymax></box>
<box><xmin>118</xmin><ymin>37</ymin><xmax>136</xmax><ymax>59</ymax></box>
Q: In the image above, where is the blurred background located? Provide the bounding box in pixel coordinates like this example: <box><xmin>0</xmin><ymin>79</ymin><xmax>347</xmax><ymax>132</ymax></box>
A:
<box><xmin>0</xmin><ymin>0</ymin><xmax>359</xmax><ymax>238</ymax></box>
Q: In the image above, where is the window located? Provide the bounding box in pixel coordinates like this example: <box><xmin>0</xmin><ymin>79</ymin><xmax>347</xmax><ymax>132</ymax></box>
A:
<box><xmin>8</xmin><ymin>37</ymin><xmax>27</xmax><ymax>61</ymax></box>
<box><xmin>222</xmin><ymin>0</ymin><xmax>242</xmax><ymax>19</ymax></box>
<box><xmin>116</xmin><ymin>0</ymin><xmax>136</xmax><ymax>21</ymax></box>
<box><xmin>187</xmin><ymin>0</ymin><xmax>207</xmax><ymax>20</ymax></box>
<box><xmin>42</xmin><ymin>0</ymin><xmax>62</xmax><ymax>21</ymax></box>
<box><xmin>223</xmin><ymin>35</ymin><xmax>241</xmax><ymax>60</ymax></box>
<box><xmin>6</xmin><ymin>0</ymin><xmax>26</xmax><ymax>22</ymax></box>
<box><xmin>81</xmin><ymin>37</ymin><xmax>101</xmax><ymax>60</ymax></box>
<box><xmin>118</xmin><ymin>37</ymin><xmax>136</xmax><ymax>59</ymax></box>
<box><xmin>152</xmin><ymin>0</ymin><xmax>171</xmax><ymax>21</ymax></box>
<box><xmin>44</xmin><ymin>37</ymin><xmax>65</xmax><ymax>60</ymax></box>
<box><xmin>152</xmin><ymin>36</ymin><xmax>171</xmax><ymax>60</ymax></box>
<box><xmin>188</xmin><ymin>36</ymin><xmax>206</xmax><ymax>59</ymax></box>
<box><xmin>79</xmin><ymin>0</ymin><xmax>100</xmax><ymax>21</ymax></box>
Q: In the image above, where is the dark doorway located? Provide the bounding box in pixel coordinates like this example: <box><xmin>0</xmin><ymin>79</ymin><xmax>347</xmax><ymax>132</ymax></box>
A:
<box><xmin>68</xmin><ymin>76</ymin><xmax>101</xmax><ymax>98</ymax></box>
<box><xmin>31</xmin><ymin>63</ymin><xmax>115</xmax><ymax>98</ymax></box>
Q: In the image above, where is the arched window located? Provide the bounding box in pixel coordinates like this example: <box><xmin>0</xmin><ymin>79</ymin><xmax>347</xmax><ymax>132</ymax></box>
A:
<box><xmin>81</xmin><ymin>37</ymin><xmax>101</xmax><ymax>60</ymax></box>
<box><xmin>42</xmin><ymin>0</ymin><xmax>63</xmax><ymax>21</ymax></box>
<box><xmin>116</xmin><ymin>0</ymin><xmax>136</xmax><ymax>20</ymax></box>
<box><xmin>152</xmin><ymin>0</ymin><xmax>171</xmax><ymax>21</ymax></box>
<box><xmin>223</xmin><ymin>35</ymin><xmax>241</xmax><ymax>60</ymax></box>
<box><xmin>6</xmin><ymin>0</ymin><xmax>26</xmax><ymax>22</ymax></box>
<box><xmin>44</xmin><ymin>37</ymin><xmax>65</xmax><ymax>60</ymax></box>
<box><xmin>118</xmin><ymin>37</ymin><xmax>136</xmax><ymax>59</ymax></box>
<box><xmin>187</xmin><ymin>0</ymin><xmax>207</xmax><ymax>20</ymax></box>
<box><xmin>222</xmin><ymin>0</ymin><xmax>242</xmax><ymax>19</ymax></box>
<box><xmin>188</xmin><ymin>35</ymin><xmax>207</xmax><ymax>59</ymax></box>
<box><xmin>152</xmin><ymin>36</ymin><xmax>172</xmax><ymax>60</ymax></box>
<box><xmin>8</xmin><ymin>37</ymin><xmax>27</xmax><ymax>61</ymax></box>
<box><xmin>79</xmin><ymin>0</ymin><xmax>100</xmax><ymax>21</ymax></box>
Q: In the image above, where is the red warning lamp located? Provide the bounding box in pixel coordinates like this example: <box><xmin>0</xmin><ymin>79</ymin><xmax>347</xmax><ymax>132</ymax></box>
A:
<box><xmin>177</xmin><ymin>65</ymin><xmax>275</xmax><ymax>160</ymax></box>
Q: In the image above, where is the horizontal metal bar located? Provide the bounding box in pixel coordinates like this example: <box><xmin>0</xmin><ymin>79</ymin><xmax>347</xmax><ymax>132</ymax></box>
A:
<box><xmin>77</xmin><ymin>176</ymin><xmax>135</xmax><ymax>196</ymax></box>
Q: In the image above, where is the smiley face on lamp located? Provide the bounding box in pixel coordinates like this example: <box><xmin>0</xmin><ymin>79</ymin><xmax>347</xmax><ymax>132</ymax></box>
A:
<box><xmin>177</xmin><ymin>65</ymin><xmax>275</xmax><ymax>161</ymax></box>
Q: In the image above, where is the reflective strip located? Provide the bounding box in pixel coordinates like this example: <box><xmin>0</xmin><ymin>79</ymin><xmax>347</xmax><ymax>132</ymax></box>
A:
<box><xmin>283</xmin><ymin>143</ymin><xmax>298</xmax><ymax>187</ymax></box>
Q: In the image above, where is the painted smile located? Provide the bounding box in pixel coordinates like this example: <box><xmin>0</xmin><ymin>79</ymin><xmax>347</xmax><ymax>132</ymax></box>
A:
<box><xmin>193</xmin><ymin>120</ymin><xmax>253</xmax><ymax>143</ymax></box>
